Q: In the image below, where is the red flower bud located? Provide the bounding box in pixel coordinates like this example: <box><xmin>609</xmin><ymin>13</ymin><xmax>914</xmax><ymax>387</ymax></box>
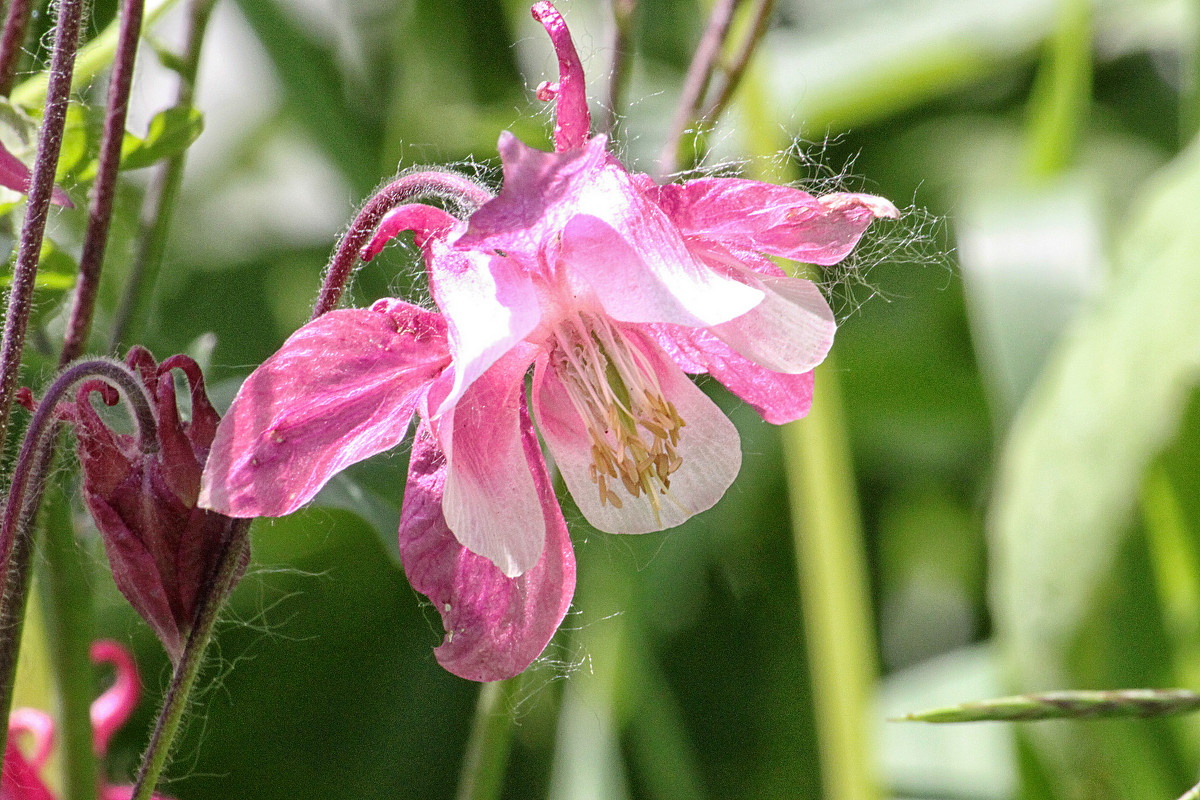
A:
<box><xmin>67</xmin><ymin>348</ymin><xmax>248</xmax><ymax>661</ymax></box>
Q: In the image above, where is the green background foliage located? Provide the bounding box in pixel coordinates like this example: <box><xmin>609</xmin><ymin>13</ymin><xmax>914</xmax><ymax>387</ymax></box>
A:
<box><xmin>9</xmin><ymin>0</ymin><xmax>1200</xmax><ymax>797</ymax></box>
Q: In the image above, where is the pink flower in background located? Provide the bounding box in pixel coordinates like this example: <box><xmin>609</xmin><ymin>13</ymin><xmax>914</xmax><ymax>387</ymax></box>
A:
<box><xmin>2</xmin><ymin>641</ymin><xmax>174</xmax><ymax>800</ymax></box>
<box><xmin>199</xmin><ymin>1</ymin><xmax>896</xmax><ymax>681</ymax></box>
<box><xmin>0</xmin><ymin>141</ymin><xmax>72</xmax><ymax>206</ymax></box>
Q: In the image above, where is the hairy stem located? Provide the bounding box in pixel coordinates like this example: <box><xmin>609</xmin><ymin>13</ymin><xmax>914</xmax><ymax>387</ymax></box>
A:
<box><xmin>128</xmin><ymin>518</ymin><xmax>251</xmax><ymax>800</ymax></box>
<box><xmin>0</xmin><ymin>0</ymin><xmax>85</xmax><ymax>449</ymax></box>
<box><xmin>655</xmin><ymin>0</ymin><xmax>736</xmax><ymax>176</ymax></box>
<box><xmin>311</xmin><ymin>170</ymin><xmax>493</xmax><ymax>319</ymax></box>
<box><xmin>600</xmin><ymin>0</ymin><xmax>637</xmax><ymax>138</ymax></box>
<box><xmin>0</xmin><ymin>359</ymin><xmax>158</xmax><ymax>769</ymax></box>
<box><xmin>0</xmin><ymin>0</ymin><xmax>32</xmax><ymax>96</ymax></box>
<box><xmin>61</xmin><ymin>0</ymin><xmax>147</xmax><ymax>363</ymax></box>
<box><xmin>110</xmin><ymin>0</ymin><xmax>215</xmax><ymax>349</ymax></box>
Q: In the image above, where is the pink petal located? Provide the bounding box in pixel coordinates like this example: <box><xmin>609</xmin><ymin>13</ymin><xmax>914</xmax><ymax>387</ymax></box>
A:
<box><xmin>427</xmin><ymin>243</ymin><xmax>542</xmax><ymax>414</ymax></box>
<box><xmin>399</xmin><ymin>414</ymin><xmax>575</xmax><ymax>682</ymax></box>
<box><xmin>361</xmin><ymin>203</ymin><xmax>460</xmax><ymax>261</ymax></box>
<box><xmin>650</xmin><ymin>178</ymin><xmax>898</xmax><ymax>265</ymax></box>
<box><xmin>0</xmin><ymin>140</ymin><xmax>72</xmax><ymax>207</ymax></box>
<box><xmin>557</xmin><ymin>163</ymin><xmax>764</xmax><ymax>327</ymax></box>
<box><xmin>650</xmin><ymin>324</ymin><xmax>816</xmax><ymax>424</ymax></box>
<box><xmin>199</xmin><ymin>299</ymin><xmax>450</xmax><ymax>517</ymax></box>
<box><xmin>90</xmin><ymin>640</ymin><xmax>139</xmax><ymax>757</ymax></box>
<box><xmin>437</xmin><ymin>348</ymin><xmax>544</xmax><ymax>577</ymax></box>
<box><xmin>706</xmin><ymin>272</ymin><xmax>836</xmax><ymax>375</ymax></box>
<box><xmin>6</xmin><ymin>709</ymin><xmax>55</xmax><ymax>769</ymax></box>
<box><xmin>533</xmin><ymin>333</ymin><xmax>742</xmax><ymax>533</ymax></box>
<box><xmin>531</xmin><ymin>2</ymin><xmax>590</xmax><ymax>151</ymax></box>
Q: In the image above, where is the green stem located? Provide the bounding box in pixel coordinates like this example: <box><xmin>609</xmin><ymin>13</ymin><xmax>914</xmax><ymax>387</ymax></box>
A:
<box><xmin>1024</xmin><ymin>0</ymin><xmax>1091</xmax><ymax>178</ymax></box>
<box><xmin>38</xmin><ymin>471</ymin><xmax>99</xmax><ymax>800</ymax></box>
<box><xmin>1183</xmin><ymin>0</ymin><xmax>1200</xmax><ymax>157</ymax></box>
<box><xmin>110</xmin><ymin>0</ymin><xmax>215</xmax><ymax>348</ymax></box>
<box><xmin>737</xmin><ymin>53</ymin><xmax>880</xmax><ymax>800</ymax></box>
<box><xmin>780</xmin><ymin>363</ymin><xmax>880</xmax><ymax>800</ymax></box>
<box><xmin>129</xmin><ymin>519</ymin><xmax>251</xmax><ymax>800</ymax></box>
<box><xmin>454</xmin><ymin>678</ymin><xmax>520</xmax><ymax>800</ymax></box>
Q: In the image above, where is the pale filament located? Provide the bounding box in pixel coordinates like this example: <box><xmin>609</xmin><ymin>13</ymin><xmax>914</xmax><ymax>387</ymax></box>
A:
<box><xmin>550</xmin><ymin>313</ymin><xmax>685</xmax><ymax>524</ymax></box>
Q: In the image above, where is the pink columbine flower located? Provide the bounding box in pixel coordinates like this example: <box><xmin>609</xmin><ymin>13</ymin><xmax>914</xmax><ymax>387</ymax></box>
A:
<box><xmin>2</xmin><ymin>641</ymin><xmax>175</xmax><ymax>800</ymax></box>
<box><xmin>198</xmin><ymin>2</ymin><xmax>897</xmax><ymax>681</ymax></box>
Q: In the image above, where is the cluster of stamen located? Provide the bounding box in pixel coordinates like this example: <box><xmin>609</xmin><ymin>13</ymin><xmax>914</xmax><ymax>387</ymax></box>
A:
<box><xmin>550</xmin><ymin>314</ymin><xmax>685</xmax><ymax>523</ymax></box>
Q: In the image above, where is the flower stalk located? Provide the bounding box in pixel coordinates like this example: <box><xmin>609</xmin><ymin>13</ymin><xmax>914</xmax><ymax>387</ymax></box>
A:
<box><xmin>0</xmin><ymin>0</ymin><xmax>85</xmax><ymax>448</ymax></box>
<box><xmin>310</xmin><ymin>170</ymin><xmax>493</xmax><ymax>320</ymax></box>
<box><xmin>61</xmin><ymin>0</ymin><xmax>147</xmax><ymax>363</ymax></box>
<box><xmin>128</xmin><ymin>517</ymin><xmax>251</xmax><ymax>800</ymax></box>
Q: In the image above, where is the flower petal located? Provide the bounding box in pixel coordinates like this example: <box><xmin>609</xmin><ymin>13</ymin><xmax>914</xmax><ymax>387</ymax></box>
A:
<box><xmin>90</xmin><ymin>640</ymin><xmax>139</xmax><ymax>757</ymax></box>
<box><xmin>531</xmin><ymin>2</ymin><xmax>590</xmax><ymax>151</ymax></box>
<box><xmin>399</xmin><ymin>414</ymin><xmax>575</xmax><ymax>682</ymax></box>
<box><xmin>438</xmin><ymin>348</ymin><xmax>544</xmax><ymax>577</ymax></box>
<box><xmin>428</xmin><ymin>243</ymin><xmax>542</xmax><ymax>414</ymax></box>
<box><xmin>0</xmin><ymin>140</ymin><xmax>72</xmax><ymax>207</ymax></box>
<box><xmin>650</xmin><ymin>324</ymin><xmax>816</xmax><ymax>424</ymax></box>
<box><xmin>361</xmin><ymin>203</ymin><xmax>460</xmax><ymax>261</ymax></box>
<box><xmin>534</xmin><ymin>335</ymin><xmax>741</xmax><ymax>533</ymax></box>
<box><xmin>199</xmin><ymin>299</ymin><xmax>450</xmax><ymax>517</ymax></box>
<box><xmin>3</xmin><ymin>709</ymin><xmax>56</xmax><ymax>800</ymax></box>
<box><xmin>707</xmin><ymin>273</ymin><xmax>835</xmax><ymax>374</ymax></box>
<box><xmin>650</xmin><ymin>178</ymin><xmax>898</xmax><ymax>265</ymax></box>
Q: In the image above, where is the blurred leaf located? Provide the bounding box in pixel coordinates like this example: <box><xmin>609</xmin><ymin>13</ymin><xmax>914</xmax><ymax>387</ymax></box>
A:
<box><xmin>9</xmin><ymin>0</ymin><xmax>184</xmax><ymax>108</ymax></box>
<box><xmin>75</xmin><ymin>105</ymin><xmax>204</xmax><ymax>181</ymax></box>
<box><xmin>2</xmin><ymin>237</ymin><xmax>77</xmax><ymax>291</ymax></box>
<box><xmin>232</xmin><ymin>0</ymin><xmax>381</xmax><ymax>193</ymax></box>
<box><xmin>990</xmin><ymin>134</ymin><xmax>1200</xmax><ymax>797</ymax></box>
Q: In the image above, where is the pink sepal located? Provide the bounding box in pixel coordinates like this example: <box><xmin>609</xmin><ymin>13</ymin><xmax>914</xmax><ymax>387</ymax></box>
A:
<box><xmin>648</xmin><ymin>179</ymin><xmax>898</xmax><ymax>265</ymax></box>
<box><xmin>399</xmin><ymin>413</ymin><xmax>576</xmax><ymax>682</ymax></box>
<box><xmin>199</xmin><ymin>299</ymin><xmax>451</xmax><ymax>517</ymax></box>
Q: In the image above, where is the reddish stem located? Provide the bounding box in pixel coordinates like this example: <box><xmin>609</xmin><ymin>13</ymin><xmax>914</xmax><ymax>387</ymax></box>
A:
<box><xmin>0</xmin><ymin>0</ymin><xmax>85</xmax><ymax>448</ymax></box>
<box><xmin>311</xmin><ymin>170</ymin><xmax>492</xmax><ymax>320</ymax></box>
<box><xmin>0</xmin><ymin>0</ymin><xmax>32</xmax><ymax>96</ymax></box>
<box><xmin>60</xmin><ymin>0</ymin><xmax>147</xmax><ymax>365</ymax></box>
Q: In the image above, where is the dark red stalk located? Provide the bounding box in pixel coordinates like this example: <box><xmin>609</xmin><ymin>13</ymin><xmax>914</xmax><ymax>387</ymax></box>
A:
<box><xmin>0</xmin><ymin>0</ymin><xmax>85</xmax><ymax>448</ymax></box>
<box><xmin>60</xmin><ymin>0</ymin><xmax>147</xmax><ymax>364</ymax></box>
<box><xmin>0</xmin><ymin>0</ymin><xmax>32</xmax><ymax>96</ymax></box>
<box><xmin>311</xmin><ymin>171</ymin><xmax>493</xmax><ymax>319</ymax></box>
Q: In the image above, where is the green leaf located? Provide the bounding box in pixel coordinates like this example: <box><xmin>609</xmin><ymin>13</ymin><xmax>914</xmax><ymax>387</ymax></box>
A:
<box><xmin>990</xmin><ymin>135</ymin><xmax>1200</xmax><ymax>798</ymax></box>
<box><xmin>75</xmin><ymin>105</ymin><xmax>204</xmax><ymax>181</ymax></box>
<box><xmin>3</xmin><ymin>238</ymin><xmax>77</xmax><ymax>292</ymax></box>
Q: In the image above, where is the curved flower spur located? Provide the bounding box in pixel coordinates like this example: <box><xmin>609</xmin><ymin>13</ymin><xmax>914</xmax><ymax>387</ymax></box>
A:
<box><xmin>198</xmin><ymin>2</ymin><xmax>898</xmax><ymax>681</ymax></box>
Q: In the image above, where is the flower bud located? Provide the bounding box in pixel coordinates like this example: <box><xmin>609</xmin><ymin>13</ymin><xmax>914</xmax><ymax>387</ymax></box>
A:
<box><xmin>67</xmin><ymin>348</ymin><xmax>248</xmax><ymax>661</ymax></box>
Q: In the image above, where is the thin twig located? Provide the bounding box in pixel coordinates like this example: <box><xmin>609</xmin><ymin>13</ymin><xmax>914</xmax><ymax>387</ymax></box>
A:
<box><xmin>61</xmin><ymin>0</ymin><xmax>147</xmax><ymax>363</ymax></box>
<box><xmin>0</xmin><ymin>0</ymin><xmax>32</xmax><ymax>96</ymax></box>
<box><xmin>700</xmin><ymin>0</ymin><xmax>775</xmax><ymax>123</ymax></box>
<box><xmin>655</xmin><ymin>0</ymin><xmax>737</xmax><ymax>176</ymax></box>
<box><xmin>0</xmin><ymin>0</ymin><xmax>85</xmax><ymax>448</ymax></box>
<box><xmin>600</xmin><ymin>0</ymin><xmax>637</xmax><ymax>138</ymax></box>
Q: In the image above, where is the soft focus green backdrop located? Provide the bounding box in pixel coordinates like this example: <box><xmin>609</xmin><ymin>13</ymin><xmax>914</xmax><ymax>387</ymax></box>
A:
<box><xmin>11</xmin><ymin>0</ymin><xmax>1200</xmax><ymax>798</ymax></box>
